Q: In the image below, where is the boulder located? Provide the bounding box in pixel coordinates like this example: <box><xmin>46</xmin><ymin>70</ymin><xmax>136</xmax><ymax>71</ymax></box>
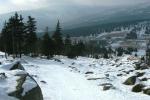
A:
<box><xmin>8</xmin><ymin>74</ymin><xmax>43</xmax><ymax>100</ymax></box>
<box><xmin>135</xmin><ymin>63</ymin><xmax>149</xmax><ymax>70</ymax></box>
<box><xmin>100</xmin><ymin>83</ymin><xmax>115</xmax><ymax>91</ymax></box>
<box><xmin>2</xmin><ymin>61</ymin><xmax>25</xmax><ymax>70</ymax></box>
<box><xmin>143</xmin><ymin>88</ymin><xmax>150</xmax><ymax>95</ymax></box>
<box><xmin>0</xmin><ymin>62</ymin><xmax>43</xmax><ymax>100</ymax></box>
<box><xmin>132</xmin><ymin>84</ymin><xmax>144</xmax><ymax>92</ymax></box>
<box><xmin>136</xmin><ymin>72</ymin><xmax>145</xmax><ymax>77</ymax></box>
<box><xmin>85</xmin><ymin>71</ymin><xmax>94</xmax><ymax>74</ymax></box>
<box><xmin>141</xmin><ymin>78</ymin><xmax>148</xmax><ymax>81</ymax></box>
<box><xmin>123</xmin><ymin>76</ymin><xmax>137</xmax><ymax>85</ymax></box>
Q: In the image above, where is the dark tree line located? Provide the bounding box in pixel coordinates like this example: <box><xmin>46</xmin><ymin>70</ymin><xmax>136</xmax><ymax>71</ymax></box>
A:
<box><xmin>0</xmin><ymin>13</ymin><xmax>87</xmax><ymax>59</ymax></box>
<box><xmin>0</xmin><ymin>13</ymin><xmax>138</xmax><ymax>59</ymax></box>
<box><xmin>0</xmin><ymin>13</ymin><xmax>37</xmax><ymax>58</ymax></box>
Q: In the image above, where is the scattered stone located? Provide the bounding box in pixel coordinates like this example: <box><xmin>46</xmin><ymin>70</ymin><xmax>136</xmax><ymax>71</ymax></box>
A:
<box><xmin>117</xmin><ymin>74</ymin><xmax>123</xmax><ymax>76</ymax></box>
<box><xmin>0</xmin><ymin>73</ymin><xmax>7</xmax><ymax>79</ymax></box>
<box><xmin>123</xmin><ymin>76</ymin><xmax>137</xmax><ymax>85</ymax></box>
<box><xmin>1</xmin><ymin>61</ymin><xmax>25</xmax><ymax>70</ymax></box>
<box><xmin>40</xmin><ymin>80</ymin><xmax>47</xmax><ymax>84</ymax></box>
<box><xmin>135</xmin><ymin>63</ymin><xmax>149</xmax><ymax>70</ymax></box>
<box><xmin>141</xmin><ymin>78</ymin><xmax>148</xmax><ymax>81</ymax></box>
<box><xmin>85</xmin><ymin>71</ymin><xmax>94</xmax><ymax>74</ymax></box>
<box><xmin>100</xmin><ymin>83</ymin><xmax>115</xmax><ymax>91</ymax></box>
<box><xmin>132</xmin><ymin>84</ymin><xmax>145</xmax><ymax>92</ymax></box>
<box><xmin>136</xmin><ymin>72</ymin><xmax>145</xmax><ymax>77</ymax></box>
<box><xmin>54</xmin><ymin>59</ymin><xmax>61</xmax><ymax>62</ymax></box>
<box><xmin>143</xmin><ymin>88</ymin><xmax>150</xmax><ymax>95</ymax></box>
<box><xmin>105</xmin><ymin>74</ymin><xmax>109</xmax><ymax>77</ymax></box>
<box><xmin>87</xmin><ymin>78</ymin><xmax>103</xmax><ymax>80</ymax></box>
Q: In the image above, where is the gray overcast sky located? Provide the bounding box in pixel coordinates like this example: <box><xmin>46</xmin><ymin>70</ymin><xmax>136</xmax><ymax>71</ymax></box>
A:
<box><xmin>0</xmin><ymin>0</ymin><xmax>149</xmax><ymax>14</ymax></box>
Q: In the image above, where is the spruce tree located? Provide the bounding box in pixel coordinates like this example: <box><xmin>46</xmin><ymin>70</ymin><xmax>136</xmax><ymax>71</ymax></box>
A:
<box><xmin>1</xmin><ymin>13</ymin><xmax>25</xmax><ymax>58</ymax></box>
<box><xmin>25</xmin><ymin>16</ymin><xmax>37</xmax><ymax>56</ymax></box>
<box><xmin>64</xmin><ymin>34</ymin><xmax>72</xmax><ymax>56</ymax></box>
<box><xmin>126</xmin><ymin>28</ymin><xmax>137</xmax><ymax>39</ymax></box>
<box><xmin>42</xmin><ymin>27</ymin><xmax>54</xmax><ymax>58</ymax></box>
<box><xmin>52</xmin><ymin>20</ymin><xmax>64</xmax><ymax>55</ymax></box>
<box><xmin>145</xmin><ymin>27</ymin><xmax>150</xmax><ymax>34</ymax></box>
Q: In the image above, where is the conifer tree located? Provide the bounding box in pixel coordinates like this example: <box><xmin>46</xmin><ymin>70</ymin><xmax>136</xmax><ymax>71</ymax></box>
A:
<box><xmin>126</xmin><ymin>28</ymin><xmax>137</xmax><ymax>39</ymax></box>
<box><xmin>64</xmin><ymin>34</ymin><xmax>72</xmax><ymax>55</ymax></box>
<box><xmin>42</xmin><ymin>27</ymin><xmax>54</xmax><ymax>58</ymax></box>
<box><xmin>145</xmin><ymin>26</ymin><xmax>150</xmax><ymax>34</ymax></box>
<box><xmin>25</xmin><ymin>16</ymin><xmax>37</xmax><ymax>56</ymax></box>
<box><xmin>1</xmin><ymin>13</ymin><xmax>25</xmax><ymax>58</ymax></box>
<box><xmin>52</xmin><ymin>20</ymin><xmax>64</xmax><ymax>55</ymax></box>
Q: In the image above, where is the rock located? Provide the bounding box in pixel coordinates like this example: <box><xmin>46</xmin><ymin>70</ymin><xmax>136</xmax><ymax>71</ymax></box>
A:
<box><xmin>85</xmin><ymin>71</ymin><xmax>94</xmax><ymax>74</ymax></box>
<box><xmin>54</xmin><ymin>59</ymin><xmax>61</xmax><ymax>62</ymax></box>
<box><xmin>0</xmin><ymin>62</ymin><xmax>43</xmax><ymax>100</ymax></box>
<box><xmin>143</xmin><ymin>88</ymin><xmax>150</xmax><ymax>95</ymax></box>
<box><xmin>132</xmin><ymin>84</ymin><xmax>144</xmax><ymax>92</ymax></box>
<box><xmin>9</xmin><ymin>73</ymin><xmax>43</xmax><ymax>100</ymax></box>
<box><xmin>135</xmin><ymin>63</ymin><xmax>141</xmax><ymax>70</ymax></box>
<box><xmin>105</xmin><ymin>74</ymin><xmax>109</xmax><ymax>77</ymax></box>
<box><xmin>71</xmin><ymin>62</ymin><xmax>75</xmax><ymax>65</ymax></box>
<box><xmin>10</xmin><ymin>62</ymin><xmax>25</xmax><ymax>70</ymax></box>
<box><xmin>135</xmin><ymin>63</ymin><xmax>149</xmax><ymax>70</ymax></box>
<box><xmin>0</xmin><ymin>73</ymin><xmax>7</xmax><ymax>79</ymax></box>
<box><xmin>100</xmin><ymin>83</ymin><xmax>115</xmax><ymax>91</ymax></box>
<box><xmin>2</xmin><ymin>61</ymin><xmax>25</xmax><ymax>70</ymax></box>
<box><xmin>123</xmin><ymin>76</ymin><xmax>137</xmax><ymax>85</ymax></box>
<box><xmin>136</xmin><ymin>72</ymin><xmax>145</xmax><ymax>77</ymax></box>
<box><xmin>87</xmin><ymin>78</ymin><xmax>101</xmax><ymax>80</ymax></box>
<box><xmin>141</xmin><ymin>78</ymin><xmax>148</xmax><ymax>81</ymax></box>
<box><xmin>40</xmin><ymin>80</ymin><xmax>47</xmax><ymax>84</ymax></box>
<box><xmin>117</xmin><ymin>74</ymin><xmax>123</xmax><ymax>76</ymax></box>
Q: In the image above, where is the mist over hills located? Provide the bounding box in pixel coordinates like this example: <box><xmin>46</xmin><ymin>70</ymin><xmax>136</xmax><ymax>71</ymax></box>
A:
<box><xmin>0</xmin><ymin>3</ymin><xmax>150</xmax><ymax>36</ymax></box>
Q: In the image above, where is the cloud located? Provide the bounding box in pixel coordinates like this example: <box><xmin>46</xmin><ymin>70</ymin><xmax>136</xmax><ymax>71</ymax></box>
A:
<box><xmin>0</xmin><ymin>0</ymin><xmax>149</xmax><ymax>14</ymax></box>
<box><xmin>0</xmin><ymin>0</ymin><xmax>49</xmax><ymax>14</ymax></box>
<box><xmin>72</xmin><ymin>0</ymin><xmax>149</xmax><ymax>6</ymax></box>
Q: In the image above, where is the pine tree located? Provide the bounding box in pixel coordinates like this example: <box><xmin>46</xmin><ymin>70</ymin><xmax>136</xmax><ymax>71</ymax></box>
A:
<box><xmin>42</xmin><ymin>27</ymin><xmax>54</xmax><ymax>58</ymax></box>
<box><xmin>1</xmin><ymin>21</ymin><xmax>8</xmax><ymax>58</ymax></box>
<box><xmin>116</xmin><ymin>47</ymin><xmax>124</xmax><ymax>56</ymax></box>
<box><xmin>145</xmin><ymin>26</ymin><xmax>150</xmax><ymax>34</ymax></box>
<box><xmin>126</xmin><ymin>28</ymin><xmax>137</xmax><ymax>39</ymax></box>
<box><xmin>1</xmin><ymin>13</ymin><xmax>26</xmax><ymax>58</ymax></box>
<box><xmin>64</xmin><ymin>34</ymin><xmax>72</xmax><ymax>56</ymax></box>
<box><xmin>25</xmin><ymin>16</ymin><xmax>37</xmax><ymax>56</ymax></box>
<box><xmin>52</xmin><ymin>20</ymin><xmax>64</xmax><ymax>55</ymax></box>
<box><xmin>75</xmin><ymin>41</ymin><xmax>85</xmax><ymax>56</ymax></box>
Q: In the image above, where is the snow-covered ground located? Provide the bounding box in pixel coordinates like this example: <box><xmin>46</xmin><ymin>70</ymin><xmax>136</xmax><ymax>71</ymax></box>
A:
<box><xmin>19</xmin><ymin>55</ymin><xmax>150</xmax><ymax>100</ymax></box>
<box><xmin>0</xmin><ymin>54</ymin><xmax>150</xmax><ymax>100</ymax></box>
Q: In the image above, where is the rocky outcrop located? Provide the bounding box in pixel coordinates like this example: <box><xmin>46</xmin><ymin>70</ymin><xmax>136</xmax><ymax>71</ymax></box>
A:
<box><xmin>0</xmin><ymin>61</ymin><xmax>43</xmax><ymax>100</ymax></box>
<box><xmin>135</xmin><ymin>63</ymin><xmax>149</xmax><ymax>70</ymax></box>
<box><xmin>143</xmin><ymin>88</ymin><xmax>150</xmax><ymax>95</ymax></box>
<box><xmin>123</xmin><ymin>76</ymin><xmax>138</xmax><ymax>85</ymax></box>
<box><xmin>2</xmin><ymin>61</ymin><xmax>25</xmax><ymax>70</ymax></box>
<box><xmin>132</xmin><ymin>84</ymin><xmax>144</xmax><ymax>92</ymax></box>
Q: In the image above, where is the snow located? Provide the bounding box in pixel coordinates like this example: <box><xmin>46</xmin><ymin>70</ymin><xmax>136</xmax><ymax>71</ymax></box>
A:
<box><xmin>0</xmin><ymin>55</ymin><xmax>150</xmax><ymax>100</ymax></box>
<box><xmin>22</xmin><ymin>55</ymin><xmax>150</xmax><ymax>100</ymax></box>
<box><xmin>0</xmin><ymin>51</ymin><xmax>5</xmax><ymax>56</ymax></box>
<box><xmin>0</xmin><ymin>69</ymin><xmax>20</xmax><ymax>100</ymax></box>
<box><xmin>22</xmin><ymin>76</ymin><xmax>37</xmax><ymax>96</ymax></box>
<box><xmin>23</xmin><ymin>57</ymin><xmax>102</xmax><ymax>100</ymax></box>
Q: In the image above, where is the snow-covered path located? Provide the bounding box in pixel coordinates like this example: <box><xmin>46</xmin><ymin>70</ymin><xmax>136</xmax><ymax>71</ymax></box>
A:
<box><xmin>21</xmin><ymin>56</ymin><xmax>150</xmax><ymax>100</ymax></box>
<box><xmin>23</xmin><ymin>58</ymin><xmax>102</xmax><ymax>100</ymax></box>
